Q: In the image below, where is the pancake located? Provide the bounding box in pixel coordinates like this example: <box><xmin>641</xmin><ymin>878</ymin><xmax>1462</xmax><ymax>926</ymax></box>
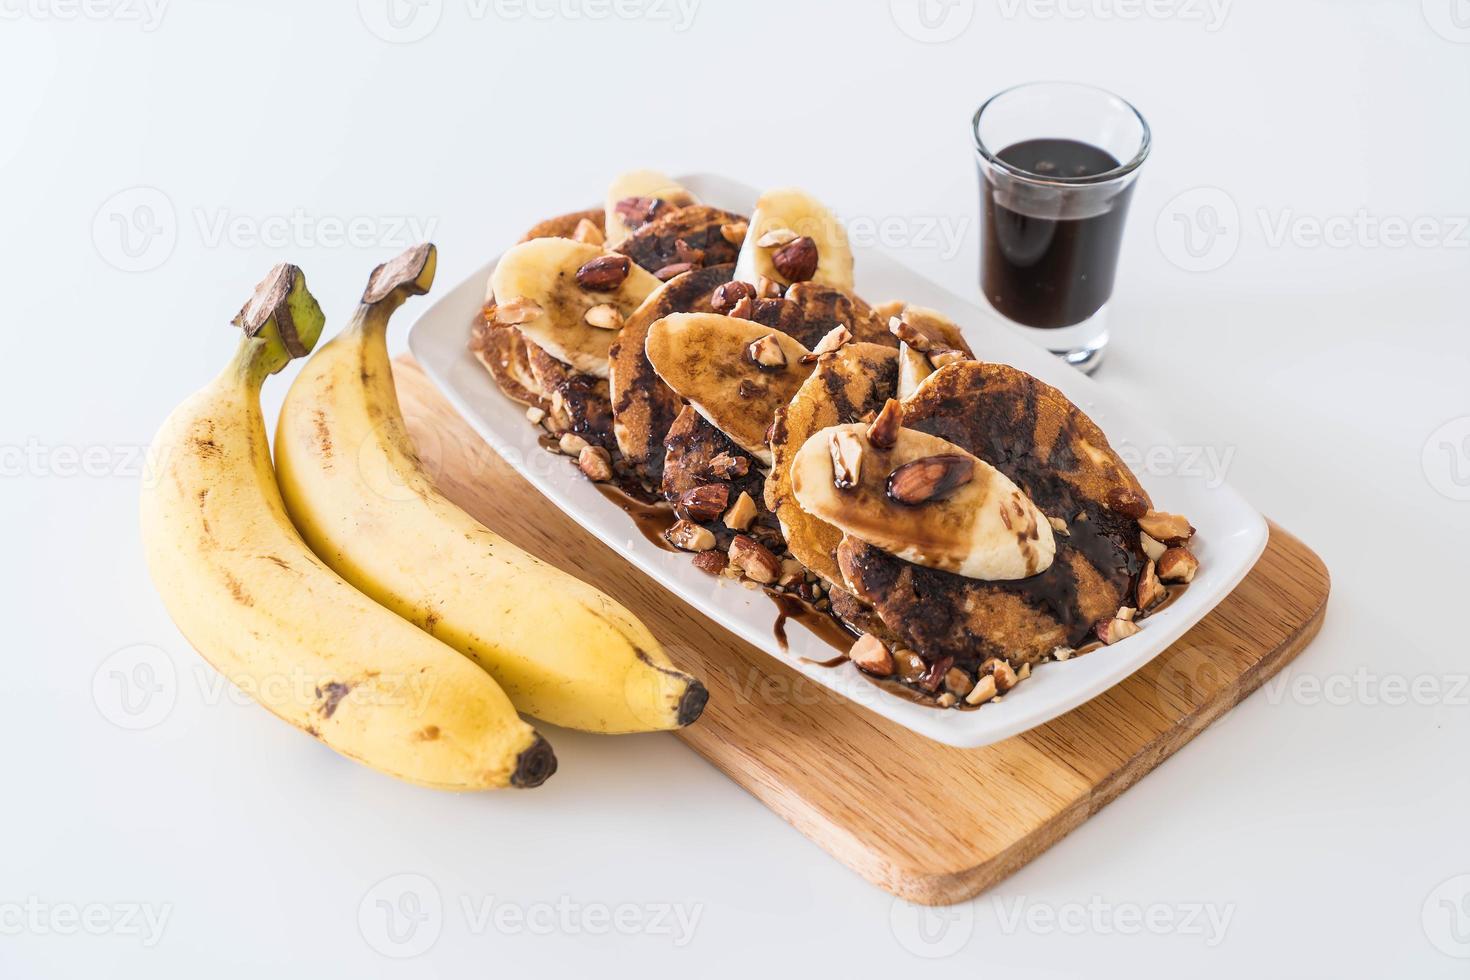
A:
<box><xmin>752</xmin><ymin>282</ymin><xmax>895</xmax><ymax>351</ymax></box>
<box><xmin>661</xmin><ymin>406</ymin><xmax>784</xmax><ymax>555</ymax></box>
<box><xmin>608</xmin><ymin>265</ymin><xmax>733</xmax><ymax>482</ymax></box>
<box><xmin>616</xmin><ymin>205</ymin><xmax>745</xmax><ymax>276</ymax></box>
<box><xmin>836</xmin><ymin>361</ymin><xmax>1152</xmax><ymax>668</ymax></box>
<box><xmin>765</xmin><ymin>342</ymin><xmax>898</xmax><ymax>589</ymax></box>
<box><xmin>520</xmin><ymin>208</ymin><xmax>604</xmax><ymax>243</ymax></box>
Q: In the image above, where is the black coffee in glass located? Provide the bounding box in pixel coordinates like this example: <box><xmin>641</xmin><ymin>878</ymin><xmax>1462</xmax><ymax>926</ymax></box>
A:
<box><xmin>981</xmin><ymin>138</ymin><xmax>1133</xmax><ymax>330</ymax></box>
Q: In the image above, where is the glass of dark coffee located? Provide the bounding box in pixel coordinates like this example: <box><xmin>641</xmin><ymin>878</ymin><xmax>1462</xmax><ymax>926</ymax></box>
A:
<box><xmin>972</xmin><ymin>82</ymin><xmax>1150</xmax><ymax>373</ymax></box>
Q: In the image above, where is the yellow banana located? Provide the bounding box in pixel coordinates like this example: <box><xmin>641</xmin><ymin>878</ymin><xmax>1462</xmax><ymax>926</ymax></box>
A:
<box><xmin>275</xmin><ymin>244</ymin><xmax>707</xmax><ymax>734</ymax></box>
<box><xmin>140</xmin><ymin>264</ymin><xmax>555</xmax><ymax>790</ymax></box>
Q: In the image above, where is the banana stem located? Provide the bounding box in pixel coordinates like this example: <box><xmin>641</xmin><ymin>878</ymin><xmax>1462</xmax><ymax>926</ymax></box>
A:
<box><xmin>228</xmin><ymin>263</ymin><xmax>326</xmax><ymax>380</ymax></box>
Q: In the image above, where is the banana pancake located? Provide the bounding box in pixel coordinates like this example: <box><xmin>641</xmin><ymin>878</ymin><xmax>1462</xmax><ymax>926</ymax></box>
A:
<box><xmin>836</xmin><ymin>361</ymin><xmax>1152</xmax><ymax>670</ymax></box>
<box><xmin>616</xmin><ymin>205</ymin><xmax>746</xmax><ymax>277</ymax></box>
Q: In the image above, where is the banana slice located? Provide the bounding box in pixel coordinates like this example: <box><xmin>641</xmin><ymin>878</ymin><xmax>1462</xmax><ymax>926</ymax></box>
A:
<box><xmin>489</xmin><ymin>238</ymin><xmax>660</xmax><ymax>378</ymax></box>
<box><xmin>644</xmin><ymin>312</ymin><xmax>813</xmax><ymax>465</ymax></box>
<box><xmin>734</xmin><ymin>187</ymin><xmax>854</xmax><ymax>292</ymax></box>
<box><xmin>791</xmin><ymin>423</ymin><xmax>1056</xmax><ymax>581</ymax></box>
<box><xmin>604</xmin><ymin>170</ymin><xmax>699</xmax><ymax>246</ymax></box>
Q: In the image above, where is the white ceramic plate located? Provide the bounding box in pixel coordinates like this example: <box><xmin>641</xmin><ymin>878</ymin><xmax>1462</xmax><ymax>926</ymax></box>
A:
<box><xmin>407</xmin><ymin>173</ymin><xmax>1268</xmax><ymax>748</ymax></box>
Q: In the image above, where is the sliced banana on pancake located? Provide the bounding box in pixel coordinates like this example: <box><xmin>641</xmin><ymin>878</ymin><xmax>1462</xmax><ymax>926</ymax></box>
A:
<box><xmin>734</xmin><ymin>188</ymin><xmax>854</xmax><ymax>292</ymax></box>
<box><xmin>791</xmin><ymin>423</ymin><xmax>1055</xmax><ymax>581</ymax></box>
<box><xmin>604</xmin><ymin>170</ymin><xmax>699</xmax><ymax>246</ymax></box>
<box><xmin>644</xmin><ymin>312</ymin><xmax>813</xmax><ymax>465</ymax></box>
<box><xmin>489</xmin><ymin>238</ymin><xmax>661</xmax><ymax>379</ymax></box>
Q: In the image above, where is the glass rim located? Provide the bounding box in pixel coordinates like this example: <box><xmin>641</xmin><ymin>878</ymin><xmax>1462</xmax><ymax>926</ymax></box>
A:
<box><xmin>971</xmin><ymin>81</ymin><xmax>1152</xmax><ymax>187</ymax></box>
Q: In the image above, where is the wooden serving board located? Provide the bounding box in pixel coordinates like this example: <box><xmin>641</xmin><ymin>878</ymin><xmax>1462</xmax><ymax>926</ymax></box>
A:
<box><xmin>393</xmin><ymin>356</ymin><xmax>1330</xmax><ymax>906</ymax></box>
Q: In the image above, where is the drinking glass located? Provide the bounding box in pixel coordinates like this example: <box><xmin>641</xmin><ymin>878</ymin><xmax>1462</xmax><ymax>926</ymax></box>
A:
<box><xmin>972</xmin><ymin>82</ymin><xmax>1151</xmax><ymax>373</ymax></box>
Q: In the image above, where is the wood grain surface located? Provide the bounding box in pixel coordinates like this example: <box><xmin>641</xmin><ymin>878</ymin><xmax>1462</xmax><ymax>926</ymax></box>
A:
<box><xmin>393</xmin><ymin>355</ymin><xmax>1331</xmax><ymax>906</ymax></box>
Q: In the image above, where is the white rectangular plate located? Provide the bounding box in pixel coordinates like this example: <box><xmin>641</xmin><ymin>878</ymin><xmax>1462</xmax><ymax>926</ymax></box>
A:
<box><xmin>408</xmin><ymin>173</ymin><xmax>1268</xmax><ymax>748</ymax></box>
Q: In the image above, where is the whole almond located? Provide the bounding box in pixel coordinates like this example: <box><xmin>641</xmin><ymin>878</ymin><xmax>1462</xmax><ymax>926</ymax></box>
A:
<box><xmin>886</xmin><ymin>454</ymin><xmax>974</xmax><ymax>506</ymax></box>
<box><xmin>1106</xmin><ymin>486</ymin><xmax>1150</xmax><ymax>519</ymax></box>
<box><xmin>675</xmin><ymin>484</ymin><xmax>730</xmax><ymax>522</ymax></box>
<box><xmin>575</xmin><ymin>254</ymin><xmax>631</xmax><ymax>292</ymax></box>
<box><xmin>653</xmin><ymin>262</ymin><xmax>695</xmax><ymax>281</ymax></box>
<box><xmin>728</xmin><ymin>534</ymin><xmax>781</xmax><ymax>584</ymax></box>
<box><xmin>771</xmin><ymin>236</ymin><xmax>819</xmax><ymax>282</ymax></box>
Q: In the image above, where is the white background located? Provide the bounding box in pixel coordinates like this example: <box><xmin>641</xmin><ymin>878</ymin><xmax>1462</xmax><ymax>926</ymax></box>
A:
<box><xmin>2</xmin><ymin>0</ymin><xmax>1468</xmax><ymax>975</ymax></box>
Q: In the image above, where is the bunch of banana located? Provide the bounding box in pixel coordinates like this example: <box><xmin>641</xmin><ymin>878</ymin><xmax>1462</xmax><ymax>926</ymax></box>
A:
<box><xmin>140</xmin><ymin>264</ymin><xmax>557</xmax><ymax>789</ymax></box>
<box><xmin>275</xmin><ymin>243</ymin><xmax>707</xmax><ymax>734</ymax></box>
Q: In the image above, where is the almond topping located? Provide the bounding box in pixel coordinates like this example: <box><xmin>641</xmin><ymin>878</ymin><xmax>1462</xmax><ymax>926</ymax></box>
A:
<box><xmin>866</xmin><ymin>398</ymin><xmax>903</xmax><ymax>450</ymax></box>
<box><xmin>1106</xmin><ymin>487</ymin><xmax>1150</xmax><ymax>519</ymax></box>
<box><xmin>495</xmin><ymin>297</ymin><xmax>544</xmax><ymax>325</ymax></box>
<box><xmin>728</xmin><ymin>295</ymin><xmax>755</xmax><ymax>319</ymax></box>
<box><xmin>1141</xmin><ymin>532</ymin><xmax>1167</xmax><ymax>561</ymax></box>
<box><xmin>675</xmin><ymin>484</ymin><xmax>730</xmax><ymax>523</ymax></box>
<box><xmin>756</xmin><ymin>227</ymin><xmax>797</xmax><ymax>248</ymax></box>
<box><xmin>723</xmin><ymin>491</ymin><xmax>757</xmax><ymax>531</ymax></box>
<box><xmin>525</xmin><ymin>406</ymin><xmax>547</xmax><ymax>425</ymax></box>
<box><xmin>886</xmin><ymin>454</ymin><xmax>974</xmax><ymax>506</ymax></box>
<box><xmin>1048</xmin><ymin>515</ymin><xmax>1069</xmax><ymax>535</ymax></box>
<box><xmin>576</xmin><ymin>446</ymin><xmax>613</xmax><ymax>482</ymax></box>
<box><xmin>895</xmin><ymin>649</ymin><xmax>926</xmax><ymax>683</ymax></box>
<box><xmin>1138</xmin><ymin>509</ymin><xmax>1195</xmax><ymax>546</ymax></box>
<box><xmin>1136</xmin><ymin>560</ymin><xmax>1167</xmax><ymax>610</ymax></box>
<box><xmin>849</xmin><ymin>634</ymin><xmax>894</xmax><ymax>677</ymax></box>
<box><xmin>1157</xmin><ymin>547</ymin><xmax>1199</xmax><ymax>583</ymax></box>
<box><xmin>964</xmin><ymin>674</ymin><xmax>998</xmax><ymax>706</ymax></box>
<box><xmin>557</xmin><ymin>433</ymin><xmax>590</xmax><ymax>456</ymax></box>
<box><xmin>575</xmin><ymin>254</ymin><xmax>631</xmax><ymax>292</ymax></box>
<box><xmin>652</xmin><ymin>261</ymin><xmax>695</xmax><ymax>281</ymax></box>
<box><xmin>746</xmin><ymin>333</ymin><xmax>788</xmax><ymax>370</ymax></box>
<box><xmin>771</xmin><ymin>236</ymin><xmax>819</xmax><ymax>282</ymax></box>
<box><xmin>614</xmin><ymin>196</ymin><xmax>665</xmax><ymax>229</ymax></box>
<box><xmin>666</xmin><ymin>519</ymin><xmax>716</xmax><ymax>552</ymax></box>
<box><xmin>728</xmin><ymin>534</ymin><xmax>781</xmax><ymax>584</ymax></box>
<box><xmin>943</xmin><ymin>667</ymin><xmax>974</xmax><ymax>697</ymax></box>
<box><xmin>572</xmin><ymin>218</ymin><xmax>604</xmax><ymax>246</ymax></box>
<box><xmin>707</xmin><ymin>451</ymin><xmax>750</xmax><ymax>479</ymax></box>
<box><xmin>829</xmin><ymin>430</ymin><xmax>864</xmax><ymax>489</ymax></box>
<box><xmin>888</xmin><ymin>315</ymin><xmax>939</xmax><ymax>352</ymax></box>
<box><xmin>928</xmin><ymin>349</ymin><xmax>968</xmax><ymax>369</ymax></box>
<box><xmin>757</xmin><ymin>275</ymin><xmax>785</xmax><ymax>299</ymax></box>
<box><xmin>583</xmin><ymin>303</ymin><xmax>623</xmax><ymax>330</ymax></box>
<box><xmin>801</xmin><ymin>324</ymin><xmax>852</xmax><ymax>363</ymax></box>
<box><xmin>990</xmin><ymin>659</ymin><xmax>1019</xmax><ymax>693</ymax></box>
<box><xmin>691</xmin><ymin>550</ymin><xmax>728</xmax><ymax>575</ymax></box>
<box><xmin>711</xmin><ymin>280</ymin><xmax>756</xmax><ymax>315</ymax></box>
<box><xmin>1096</xmin><ymin>616</ymin><xmax>1142</xmax><ymax>645</ymax></box>
<box><xmin>673</xmin><ymin>238</ymin><xmax>705</xmax><ymax>267</ymax></box>
<box><xmin>720</xmin><ymin>220</ymin><xmax>748</xmax><ymax>246</ymax></box>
